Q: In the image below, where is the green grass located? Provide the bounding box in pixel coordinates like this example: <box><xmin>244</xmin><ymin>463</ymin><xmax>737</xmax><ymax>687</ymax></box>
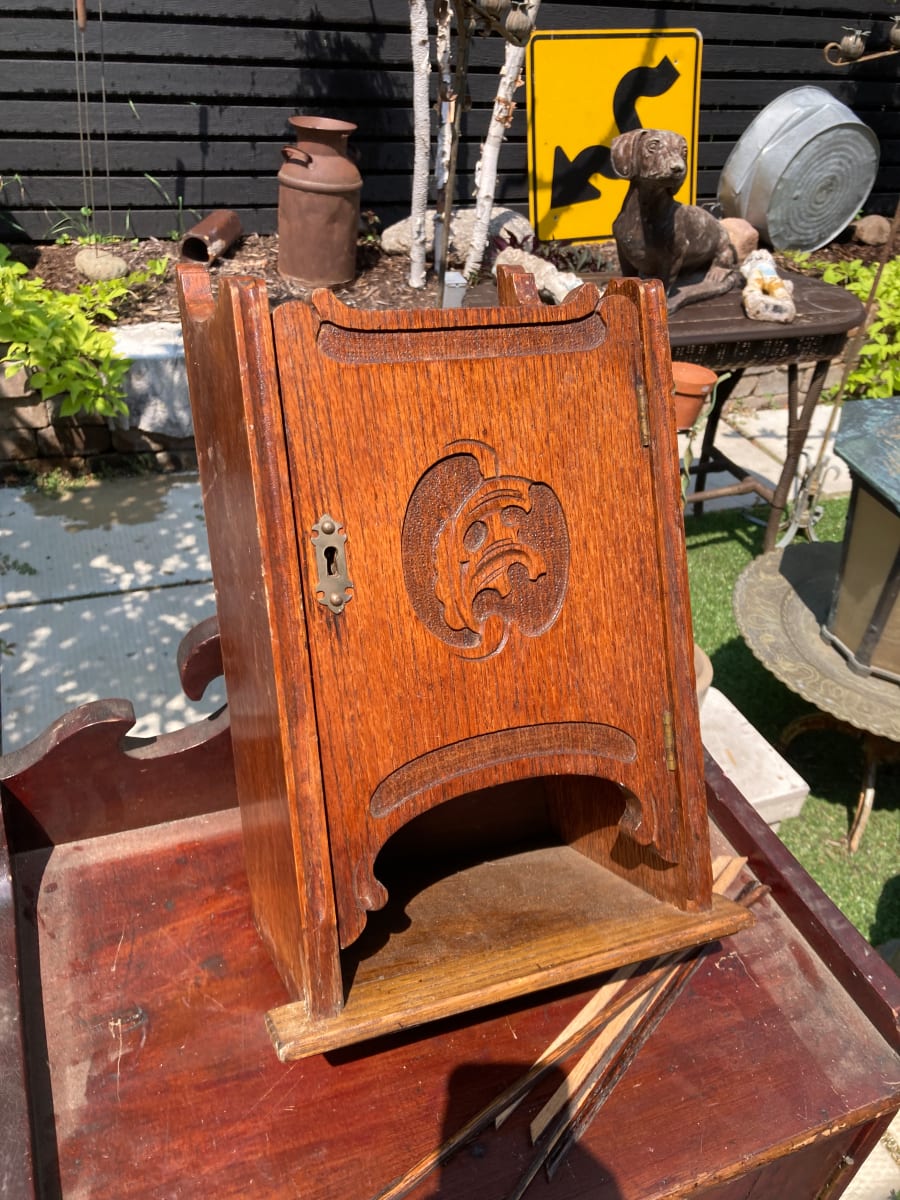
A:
<box><xmin>685</xmin><ymin>499</ymin><xmax>899</xmax><ymax>948</ymax></box>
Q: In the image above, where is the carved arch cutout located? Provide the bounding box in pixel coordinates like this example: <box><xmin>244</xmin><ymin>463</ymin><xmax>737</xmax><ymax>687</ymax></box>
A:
<box><xmin>348</xmin><ymin>770</ymin><xmax>675</xmax><ymax>964</ymax></box>
<box><xmin>347</xmin><ymin>729</ymin><xmax>651</xmax><ymax>941</ymax></box>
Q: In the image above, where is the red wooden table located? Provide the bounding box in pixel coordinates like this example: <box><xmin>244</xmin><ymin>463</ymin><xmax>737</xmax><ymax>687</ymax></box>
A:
<box><xmin>2</xmin><ymin>722</ymin><xmax>898</xmax><ymax>1200</ymax></box>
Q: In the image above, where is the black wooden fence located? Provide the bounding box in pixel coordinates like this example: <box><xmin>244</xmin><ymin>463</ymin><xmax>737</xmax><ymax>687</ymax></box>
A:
<box><xmin>2</xmin><ymin>0</ymin><xmax>898</xmax><ymax>243</ymax></box>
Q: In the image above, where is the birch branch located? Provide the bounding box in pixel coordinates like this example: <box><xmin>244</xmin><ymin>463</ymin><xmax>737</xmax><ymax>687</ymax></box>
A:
<box><xmin>435</xmin><ymin>2</ymin><xmax>473</xmax><ymax>295</ymax></box>
<box><xmin>408</xmin><ymin>0</ymin><xmax>432</xmax><ymax>288</ymax></box>
<box><xmin>462</xmin><ymin>7</ymin><xmax>539</xmax><ymax>281</ymax></box>
<box><xmin>432</xmin><ymin>0</ymin><xmax>454</xmax><ymax>279</ymax></box>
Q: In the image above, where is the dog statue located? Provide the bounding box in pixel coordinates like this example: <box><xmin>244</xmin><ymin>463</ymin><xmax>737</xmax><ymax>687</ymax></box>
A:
<box><xmin>610</xmin><ymin>129</ymin><xmax>738</xmax><ymax>313</ymax></box>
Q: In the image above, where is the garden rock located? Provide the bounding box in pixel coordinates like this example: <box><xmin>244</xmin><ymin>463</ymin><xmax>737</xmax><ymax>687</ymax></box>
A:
<box><xmin>381</xmin><ymin>207</ymin><xmax>534</xmax><ymax>264</ymax></box>
<box><xmin>492</xmin><ymin>248</ymin><xmax>582</xmax><ymax>305</ymax></box>
<box><xmin>721</xmin><ymin>217</ymin><xmax>759</xmax><ymax>264</ymax></box>
<box><xmin>74</xmin><ymin>247</ymin><xmax>130</xmax><ymax>282</ymax></box>
<box><xmin>852</xmin><ymin>214</ymin><xmax>892</xmax><ymax>246</ymax></box>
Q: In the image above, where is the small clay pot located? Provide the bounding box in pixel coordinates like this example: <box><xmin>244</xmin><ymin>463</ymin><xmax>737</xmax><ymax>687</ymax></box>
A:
<box><xmin>694</xmin><ymin>644</ymin><xmax>714</xmax><ymax>707</ymax></box>
<box><xmin>671</xmin><ymin>361</ymin><xmax>718</xmax><ymax>432</ymax></box>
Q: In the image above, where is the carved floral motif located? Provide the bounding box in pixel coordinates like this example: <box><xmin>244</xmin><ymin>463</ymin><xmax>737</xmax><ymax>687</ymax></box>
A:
<box><xmin>402</xmin><ymin>442</ymin><xmax>569</xmax><ymax>658</ymax></box>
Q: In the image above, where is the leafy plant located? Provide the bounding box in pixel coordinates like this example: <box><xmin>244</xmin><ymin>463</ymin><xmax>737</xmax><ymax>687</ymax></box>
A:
<box><xmin>0</xmin><ymin>244</ymin><xmax>168</xmax><ymax>418</ymax></box>
<box><xmin>50</xmin><ymin>204</ymin><xmax>100</xmax><ymax>244</ymax></box>
<box><xmin>51</xmin><ymin>205</ymin><xmax>132</xmax><ymax>246</ymax></box>
<box><xmin>357</xmin><ymin>210</ymin><xmax>382</xmax><ymax>269</ymax></box>
<box><xmin>819</xmin><ymin>256</ymin><xmax>900</xmax><ymax>398</ymax></box>
<box><xmin>143</xmin><ymin>173</ymin><xmax>201</xmax><ymax>238</ymax></box>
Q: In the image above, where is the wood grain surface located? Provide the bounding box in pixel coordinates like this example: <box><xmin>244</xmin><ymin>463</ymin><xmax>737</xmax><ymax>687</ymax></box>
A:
<box><xmin>176</xmin><ymin>263</ymin><xmax>748</xmax><ymax>1053</ymax></box>
<box><xmin>7</xmin><ymin>795</ymin><xmax>898</xmax><ymax>1200</ymax></box>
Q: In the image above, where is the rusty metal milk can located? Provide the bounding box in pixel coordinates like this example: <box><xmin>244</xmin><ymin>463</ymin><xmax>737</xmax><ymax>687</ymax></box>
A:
<box><xmin>277</xmin><ymin>116</ymin><xmax>362</xmax><ymax>287</ymax></box>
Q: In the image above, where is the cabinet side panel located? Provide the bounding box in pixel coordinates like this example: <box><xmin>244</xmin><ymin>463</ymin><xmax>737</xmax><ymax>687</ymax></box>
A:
<box><xmin>177</xmin><ymin>266</ymin><xmax>341</xmax><ymax>1012</ymax></box>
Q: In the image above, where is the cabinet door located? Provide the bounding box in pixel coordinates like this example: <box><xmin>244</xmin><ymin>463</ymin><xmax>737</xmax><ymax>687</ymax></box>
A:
<box><xmin>275</xmin><ymin>281</ymin><xmax>710</xmax><ymax>947</ymax></box>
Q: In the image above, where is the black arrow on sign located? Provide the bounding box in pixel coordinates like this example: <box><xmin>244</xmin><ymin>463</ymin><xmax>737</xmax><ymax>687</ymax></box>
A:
<box><xmin>550</xmin><ymin>56</ymin><xmax>681</xmax><ymax>209</ymax></box>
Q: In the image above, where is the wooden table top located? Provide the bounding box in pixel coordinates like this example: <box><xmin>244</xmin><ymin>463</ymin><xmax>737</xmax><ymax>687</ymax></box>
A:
<box><xmin>667</xmin><ymin>272</ymin><xmax>864</xmax><ymax>369</ymax></box>
<box><xmin>7</xmin><ymin>774</ymin><xmax>899</xmax><ymax>1200</ymax></box>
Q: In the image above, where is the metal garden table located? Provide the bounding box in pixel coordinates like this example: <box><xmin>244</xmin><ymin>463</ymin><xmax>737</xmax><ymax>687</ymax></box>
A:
<box><xmin>669</xmin><ymin>273</ymin><xmax>864</xmax><ymax>550</ymax></box>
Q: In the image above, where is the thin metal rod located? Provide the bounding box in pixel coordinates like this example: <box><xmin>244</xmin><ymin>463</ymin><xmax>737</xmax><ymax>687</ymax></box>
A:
<box><xmin>437</xmin><ymin>3</ymin><xmax>471</xmax><ymax>300</ymax></box>
<box><xmin>808</xmin><ymin>195</ymin><xmax>900</xmax><ymax>479</ymax></box>
<box><xmin>97</xmin><ymin>0</ymin><xmax>114</xmax><ymax>236</ymax></box>
<box><xmin>72</xmin><ymin>0</ymin><xmax>95</xmax><ymax>225</ymax></box>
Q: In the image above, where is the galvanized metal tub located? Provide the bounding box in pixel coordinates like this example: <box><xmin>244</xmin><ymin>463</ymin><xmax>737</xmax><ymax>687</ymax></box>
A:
<box><xmin>718</xmin><ymin>87</ymin><xmax>879</xmax><ymax>251</ymax></box>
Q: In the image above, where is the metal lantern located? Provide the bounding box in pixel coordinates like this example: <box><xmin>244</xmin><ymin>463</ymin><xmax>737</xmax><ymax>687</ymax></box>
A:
<box><xmin>822</xmin><ymin>397</ymin><xmax>900</xmax><ymax>683</ymax></box>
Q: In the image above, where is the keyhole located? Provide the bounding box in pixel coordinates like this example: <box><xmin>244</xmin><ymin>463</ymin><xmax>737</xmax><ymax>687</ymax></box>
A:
<box><xmin>325</xmin><ymin>545</ymin><xmax>339</xmax><ymax>576</ymax></box>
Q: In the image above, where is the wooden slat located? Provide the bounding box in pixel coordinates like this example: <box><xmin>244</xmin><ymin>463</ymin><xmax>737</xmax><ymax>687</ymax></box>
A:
<box><xmin>9</xmin><ymin>57</ymin><xmax>900</xmax><ymax>107</ymax></box>
<box><xmin>4</xmin><ymin>169</ymin><xmax>521</xmax><ymax>210</ymax></box>
<box><xmin>2</xmin><ymin>60</ymin><xmax>541</xmax><ymax>107</ymax></box>
<box><xmin>0</xmin><ymin>100</ymin><xmax>468</xmax><ymax>139</ymax></box>
<box><xmin>1</xmin><ymin>206</ymin><xmax>419</xmax><ymax>242</ymax></box>
<box><xmin>11</xmin><ymin>0</ymin><xmax>894</xmax><ymax>17</ymax></box>
<box><xmin>0</xmin><ymin>19</ymin><xmax>512</xmax><ymax>69</ymax></box>
<box><xmin>8</xmin><ymin>0</ymin><xmax>416</xmax><ymax>23</ymax></box>
<box><xmin>0</xmin><ymin>137</ymin><xmax>517</xmax><ymax>175</ymax></box>
<box><xmin>1</xmin><ymin>10</ymin><xmax>893</xmax><ymax>63</ymax></box>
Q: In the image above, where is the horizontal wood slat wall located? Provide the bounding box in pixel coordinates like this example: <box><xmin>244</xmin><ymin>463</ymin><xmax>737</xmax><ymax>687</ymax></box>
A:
<box><xmin>1</xmin><ymin>1</ymin><xmax>897</xmax><ymax>241</ymax></box>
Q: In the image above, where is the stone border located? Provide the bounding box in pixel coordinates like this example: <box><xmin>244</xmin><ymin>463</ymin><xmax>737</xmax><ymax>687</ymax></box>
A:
<box><xmin>726</xmin><ymin>358</ymin><xmax>846</xmax><ymax>411</ymax></box>
<box><xmin>0</xmin><ymin>323</ymin><xmax>197</xmax><ymax>482</ymax></box>
<box><xmin>0</xmin><ymin>322</ymin><xmax>846</xmax><ymax>482</ymax></box>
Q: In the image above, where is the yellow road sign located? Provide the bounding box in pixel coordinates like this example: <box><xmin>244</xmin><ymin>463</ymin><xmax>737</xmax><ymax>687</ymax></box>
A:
<box><xmin>527</xmin><ymin>29</ymin><xmax>702</xmax><ymax>242</ymax></box>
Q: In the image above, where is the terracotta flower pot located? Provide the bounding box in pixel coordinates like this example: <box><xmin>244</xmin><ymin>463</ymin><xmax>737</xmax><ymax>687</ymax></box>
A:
<box><xmin>671</xmin><ymin>361</ymin><xmax>718</xmax><ymax>432</ymax></box>
<box><xmin>693</xmin><ymin>643</ymin><xmax>714</xmax><ymax>707</ymax></box>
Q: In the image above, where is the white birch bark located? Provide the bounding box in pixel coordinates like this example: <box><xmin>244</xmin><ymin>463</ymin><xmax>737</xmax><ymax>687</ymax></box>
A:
<box><xmin>462</xmin><ymin>1</ymin><xmax>540</xmax><ymax>281</ymax></box>
<box><xmin>408</xmin><ymin>0</ymin><xmax>431</xmax><ymax>288</ymax></box>
<box><xmin>432</xmin><ymin>1</ymin><xmax>453</xmax><ymax>277</ymax></box>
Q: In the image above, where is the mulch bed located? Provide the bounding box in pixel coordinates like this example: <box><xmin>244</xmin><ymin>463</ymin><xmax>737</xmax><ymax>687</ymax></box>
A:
<box><xmin>7</xmin><ymin>233</ymin><xmax>448</xmax><ymax>324</ymax></box>
<box><xmin>6</xmin><ymin>222</ymin><xmax>898</xmax><ymax>326</ymax></box>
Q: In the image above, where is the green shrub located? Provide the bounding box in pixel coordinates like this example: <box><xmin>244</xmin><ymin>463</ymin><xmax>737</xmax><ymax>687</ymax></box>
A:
<box><xmin>0</xmin><ymin>244</ymin><xmax>168</xmax><ymax>418</ymax></box>
<box><xmin>820</xmin><ymin>256</ymin><xmax>900</xmax><ymax>399</ymax></box>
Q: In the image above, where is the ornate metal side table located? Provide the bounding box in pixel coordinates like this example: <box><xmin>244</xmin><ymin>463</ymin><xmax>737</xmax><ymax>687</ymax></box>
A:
<box><xmin>669</xmin><ymin>274</ymin><xmax>864</xmax><ymax>550</ymax></box>
<box><xmin>734</xmin><ymin>541</ymin><xmax>899</xmax><ymax>851</ymax></box>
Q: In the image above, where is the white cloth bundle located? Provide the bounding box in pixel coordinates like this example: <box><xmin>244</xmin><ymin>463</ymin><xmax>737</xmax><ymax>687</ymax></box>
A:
<box><xmin>740</xmin><ymin>250</ymin><xmax>796</xmax><ymax>323</ymax></box>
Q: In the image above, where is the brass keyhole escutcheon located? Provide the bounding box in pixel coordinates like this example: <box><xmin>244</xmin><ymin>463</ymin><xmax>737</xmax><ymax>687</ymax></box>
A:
<box><xmin>312</xmin><ymin>514</ymin><xmax>353</xmax><ymax>614</ymax></box>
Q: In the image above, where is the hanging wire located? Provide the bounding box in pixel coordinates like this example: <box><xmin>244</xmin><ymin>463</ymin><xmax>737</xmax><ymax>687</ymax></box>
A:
<box><xmin>72</xmin><ymin>0</ymin><xmax>96</xmax><ymax>234</ymax></box>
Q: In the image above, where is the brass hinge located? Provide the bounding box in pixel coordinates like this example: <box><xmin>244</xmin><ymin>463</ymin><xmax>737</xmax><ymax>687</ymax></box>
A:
<box><xmin>636</xmin><ymin>380</ymin><xmax>651</xmax><ymax>447</ymax></box>
<box><xmin>662</xmin><ymin>710</ymin><xmax>677</xmax><ymax>771</ymax></box>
